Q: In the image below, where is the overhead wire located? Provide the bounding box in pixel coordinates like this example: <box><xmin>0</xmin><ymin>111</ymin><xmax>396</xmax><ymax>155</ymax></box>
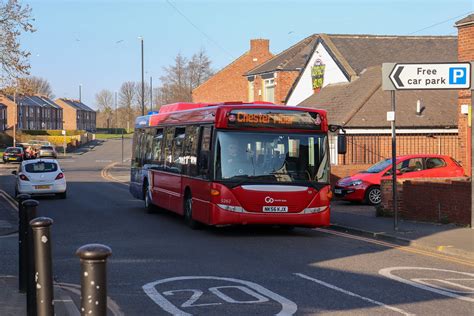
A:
<box><xmin>407</xmin><ymin>10</ymin><xmax>473</xmax><ymax>35</ymax></box>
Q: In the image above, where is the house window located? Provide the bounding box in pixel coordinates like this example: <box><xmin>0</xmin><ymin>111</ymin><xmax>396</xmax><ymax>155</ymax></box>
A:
<box><xmin>248</xmin><ymin>80</ymin><xmax>254</xmax><ymax>102</ymax></box>
<box><xmin>263</xmin><ymin>78</ymin><xmax>275</xmax><ymax>103</ymax></box>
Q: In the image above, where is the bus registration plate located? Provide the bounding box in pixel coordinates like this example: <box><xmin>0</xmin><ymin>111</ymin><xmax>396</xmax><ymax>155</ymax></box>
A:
<box><xmin>263</xmin><ymin>206</ymin><xmax>288</xmax><ymax>213</ymax></box>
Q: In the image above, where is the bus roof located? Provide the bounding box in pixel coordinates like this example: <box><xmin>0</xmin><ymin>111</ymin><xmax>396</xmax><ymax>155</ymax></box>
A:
<box><xmin>134</xmin><ymin>102</ymin><xmax>327</xmax><ymax>132</ymax></box>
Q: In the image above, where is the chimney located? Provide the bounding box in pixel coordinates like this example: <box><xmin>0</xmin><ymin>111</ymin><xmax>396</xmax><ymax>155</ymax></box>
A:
<box><xmin>250</xmin><ymin>39</ymin><xmax>270</xmax><ymax>54</ymax></box>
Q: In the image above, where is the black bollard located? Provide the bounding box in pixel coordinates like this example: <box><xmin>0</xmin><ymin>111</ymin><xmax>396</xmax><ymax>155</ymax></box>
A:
<box><xmin>76</xmin><ymin>244</ymin><xmax>112</xmax><ymax>316</ymax></box>
<box><xmin>30</xmin><ymin>217</ymin><xmax>54</xmax><ymax>316</ymax></box>
<box><xmin>17</xmin><ymin>193</ymin><xmax>31</xmax><ymax>293</ymax></box>
<box><xmin>23</xmin><ymin>199</ymin><xmax>39</xmax><ymax>316</ymax></box>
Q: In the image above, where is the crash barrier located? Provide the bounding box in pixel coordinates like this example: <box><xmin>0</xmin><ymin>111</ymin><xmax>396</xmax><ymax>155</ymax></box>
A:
<box><xmin>17</xmin><ymin>197</ymin><xmax>113</xmax><ymax>315</ymax></box>
<box><xmin>76</xmin><ymin>244</ymin><xmax>113</xmax><ymax>316</ymax></box>
<box><xmin>30</xmin><ymin>217</ymin><xmax>54</xmax><ymax>316</ymax></box>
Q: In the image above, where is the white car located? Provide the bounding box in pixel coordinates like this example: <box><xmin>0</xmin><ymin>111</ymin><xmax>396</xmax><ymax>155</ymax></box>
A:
<box><xmin>13</xmin><ymin>159</ymin><xmax>67</xmax><ymax>199</ymax></box>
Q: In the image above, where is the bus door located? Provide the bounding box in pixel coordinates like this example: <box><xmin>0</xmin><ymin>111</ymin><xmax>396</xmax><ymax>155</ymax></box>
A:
<box><xmin>187</xmin><ymin>126</ymin><xmax>213</xmax><ymax>223</ymax></box>
<box><xmin>161</xmin><ymin>127</ymin><xmax>186</xmax><ymax>213</ymax></box>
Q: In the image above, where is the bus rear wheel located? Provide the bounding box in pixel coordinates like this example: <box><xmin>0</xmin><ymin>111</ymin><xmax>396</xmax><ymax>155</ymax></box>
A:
<box><xmin>144</xmin><ymin>184</ymin><xmax>157</xmax><ymax>213</ymax></box>
<box><xmin>184</xmin><ymin>194</ymin><xmax>200</xmax><ymax>229</ymax></box>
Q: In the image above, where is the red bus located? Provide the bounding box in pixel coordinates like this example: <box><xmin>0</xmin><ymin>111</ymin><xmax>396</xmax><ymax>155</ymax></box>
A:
<box><xmin>130</xmin><ymin>102</ymin><xmax>345</xmax><ymax>228</ymax></box>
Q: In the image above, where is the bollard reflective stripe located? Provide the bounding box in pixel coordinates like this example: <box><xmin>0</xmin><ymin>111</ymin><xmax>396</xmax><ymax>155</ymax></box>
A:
<box><xmin>22</xmin><ymin>199</ymin><xmax>39</xmax><ymax>316</ymax></box>
<box><xmin>30</xmin><ymin>217</ymin><xmax>54</xmax><ymax>316</ymax></box>
<box><xmin>76</xmin><ymin>244</ymin><xmax>112</xmax><ymax>316</ymax></box>
<box><xmin>17</xmin><ymin>194</ymin><xmax>31</xmax><ymax>293</ymax></box>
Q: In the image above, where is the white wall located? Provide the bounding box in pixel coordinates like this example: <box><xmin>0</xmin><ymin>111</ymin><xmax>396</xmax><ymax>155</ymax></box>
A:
<box><xmin>286</xmin><ymin>42</ymin><xmax>349</xmax><ymax>106</ymax></box>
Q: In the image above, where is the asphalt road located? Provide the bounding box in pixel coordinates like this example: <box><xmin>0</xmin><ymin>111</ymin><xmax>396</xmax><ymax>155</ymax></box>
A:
<box><xmin>0</xmin><ymin>138</ymin><xmax>473</xmax><ymax>315</ymax></box>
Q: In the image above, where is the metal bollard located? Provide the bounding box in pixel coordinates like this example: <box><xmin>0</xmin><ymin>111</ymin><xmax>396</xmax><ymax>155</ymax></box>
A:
<box><xmin>17</xmin><ymin>193</ymin><xmax>31</xmax><ymax>293</ymax></box>
<box><xmin>30</xmin><ymin>217</ymin><xmax>54</xmax><ymax>316</ymax></box>
<box><xmin>23</xmin><ymin>199</ymin><xmax>39</xmax><ymax>316</ymax></box>
<box><xmin>76</xmin><ymin>244</ymin><xmax>112</xmax><ymax>316</ymax></box>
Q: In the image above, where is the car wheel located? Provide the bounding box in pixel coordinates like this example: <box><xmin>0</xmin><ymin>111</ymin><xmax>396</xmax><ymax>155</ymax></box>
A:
<box><xmin>365</xmin><ymin>186</ymin><xmax>381</xmax><ymax>205</ymax></box>
<box><xmin>58</xmin><ymin>191</ymin><xmax>67</xmax><ymax>199</ymax></box>
<box><xmin>184</xmin><ymin>193</ymin><xmax>200</xmax><ymax>229</ymax></box>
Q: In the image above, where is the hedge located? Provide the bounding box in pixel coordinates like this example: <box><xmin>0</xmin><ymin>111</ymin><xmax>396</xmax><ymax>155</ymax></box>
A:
<box><xmin>95</xmin><ymin>128</ymin><xmax>128</xmax><ymax>134</ymax></box>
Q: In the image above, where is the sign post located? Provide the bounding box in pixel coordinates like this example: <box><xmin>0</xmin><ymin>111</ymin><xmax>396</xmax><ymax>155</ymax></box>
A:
<box><xmin>62</xmin><ymin>130</ymin><xmax>66</xmax><ymax>157</ymax></box>
<box><xmin>383</xmin><ymin>62</ymin><xmax>471</xmax><ymax>231</ymax></box>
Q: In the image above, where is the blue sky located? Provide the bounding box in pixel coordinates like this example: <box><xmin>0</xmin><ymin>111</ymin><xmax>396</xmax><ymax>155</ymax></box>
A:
<box><xmin>22</xmin><ymin>0</ymin><xmax>473</xmax><ymax>108</ymax></box>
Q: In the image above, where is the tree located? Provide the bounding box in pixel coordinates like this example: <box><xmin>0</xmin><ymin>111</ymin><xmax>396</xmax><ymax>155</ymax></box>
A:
<box><xmin>134</xmin><ymin>82</ymin><xmax>150</xmax><ymax>115</ymax></box>
<box><xmin>156</xmin><ymin>49</ymin><xmax>214</xmax><ymax>105</ymax></box>
<box><xmin>95</xmin><ymin>89</ymin><xmax>114</xmax><ymax>128</ymax></box>
<box><xmin>17</xmin><ymin>76</ymin><xmax>54</xmax><ymax>98</ymax></box>
<box><xmin>119</xmin><ymin>81</ymin><xmax>136</xmax><ymax>130</ymax></box>
<box><xmin>0</xmin><ymin>0</ymin><xmax>35</xmax><ymax>84</ymax></box>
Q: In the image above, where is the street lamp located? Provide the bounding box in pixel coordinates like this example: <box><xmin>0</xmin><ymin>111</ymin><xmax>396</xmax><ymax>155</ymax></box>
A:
<box><xmin>79</xmin><ymin>84</ymin><xmax>82</xmax><ymax>102</ymax></box>
<box><xmin>138</xmin><ymin>36</ymin><xmax>145</xmax><ymax>116</ymax></box>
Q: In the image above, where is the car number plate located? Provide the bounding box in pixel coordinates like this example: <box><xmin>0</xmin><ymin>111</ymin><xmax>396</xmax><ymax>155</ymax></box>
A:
<box><xmin>35</xmin><ymin>185</ymin><xmax>51</xmax><ymax>189</ymax></box>
<box><xmin>8</xmin><ymin>157</ymin><xmax>16</xmax><ymax>160</ymax></box>
<box><xmin>334</xmin><ymin>189</ymin><xmax>342</xmax><ymax>194</ymax></box>
<box><xmin>263</xmin><ymin>206</ymin><xmax>288</xmax><ymax>213</ymax></box>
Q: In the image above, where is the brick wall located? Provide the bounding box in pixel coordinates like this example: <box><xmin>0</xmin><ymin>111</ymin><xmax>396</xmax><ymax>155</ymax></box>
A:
<box><xmin>456</xmin><ymin>19</ymin><xmax>474</xmax><ymax>175</ymax></box>
<box><xmin>192</xmin><ymin>39</ymin><xmax>273</xmax><ymax>103</ymax></box>
<box><xmin>252</xmin><ymin>71</ymin><xmax>300</xmax><ymax>105</ymax></box>
<box><xmin>380</xmin><ymin>178</ymin><xmax>471</xmax><ymax>225</ymax></box>
<box><xmin>339</xmin><ymin>133</ymin><xmax>459</xmax><ymax>165</ymax></box>
<box><xmin>0</xmin><ymin>94</ymin><xmax>17</xmax><ymax>128</ymax></box>
<box><xmin>55</xmin><ymin>99</ymin><xmax>77</xmax><ymax>130</ymax></box>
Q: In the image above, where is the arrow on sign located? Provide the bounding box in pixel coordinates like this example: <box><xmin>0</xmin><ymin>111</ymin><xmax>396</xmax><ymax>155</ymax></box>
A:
<box><xmin>392</xmin><ymin>66</ymin><xmax>404</xmax><ymax>88</ymax></box>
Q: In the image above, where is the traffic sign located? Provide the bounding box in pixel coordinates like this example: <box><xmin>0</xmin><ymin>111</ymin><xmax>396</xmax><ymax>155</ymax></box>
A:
<box><xmin>388</xmin><ymin>63</ymin><xmax>471</xmax><ymax>90</ymax></box>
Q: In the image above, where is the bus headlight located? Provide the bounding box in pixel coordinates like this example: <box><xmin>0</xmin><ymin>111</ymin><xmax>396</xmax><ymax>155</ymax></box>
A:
<box><xmin>302</xmin><ymin>206</ymin><xmax>327</xmax><ymax>214</ymax></box>
<box><xmin>217</xmin><ymin>204</ymin><xmax>245</xmax><ymax>213</ymax></box>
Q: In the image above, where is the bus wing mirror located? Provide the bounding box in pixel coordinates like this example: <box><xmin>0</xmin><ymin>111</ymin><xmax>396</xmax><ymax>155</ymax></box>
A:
<box><xmin>337</xmin><ymin>134</ymin><xmax>347</xmax><ymax>155</ymax></box>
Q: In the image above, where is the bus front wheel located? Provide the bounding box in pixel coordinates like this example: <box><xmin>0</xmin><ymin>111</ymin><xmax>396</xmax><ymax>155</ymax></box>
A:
<box><xmin>144</xmin><ymin>183</ymin><xmax>157</xmax><ymax>213</ymax></box>
<box><xmin>184</xmin><ymin>194</ymin><xmax>200</xmax><ymax>229</ymax></box>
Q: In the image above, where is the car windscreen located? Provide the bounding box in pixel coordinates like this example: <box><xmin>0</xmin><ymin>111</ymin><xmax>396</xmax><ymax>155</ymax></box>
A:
<box><xmin>365</xmin><ymin>158</ymin><xmax>392</xmax><ymax>173</ymax></box>
<box><xmin>25</xmin><ymin>162</ymin><xmax>58</xmax><ymax>173</ymax></box>
<box><xmin>40</xmin><ymin>146</ymin><xmax>53</xmax><ymax>150</ymax></box>
<box><xmin>5</xmin><ymin>148</ymin><xmax>21</xmax><ymax>154</ymax></box>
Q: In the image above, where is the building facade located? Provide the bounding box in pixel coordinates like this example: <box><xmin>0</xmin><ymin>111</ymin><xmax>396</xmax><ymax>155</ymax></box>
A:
<box><xmin>0</xmin><ymin>94</ymin><xmax>63</xmax><ymax>130</ymax></box>
<box><xmin>55</xmin><ymin>99</ymin><xmax>96</xmax><ymax>131</ymax></box>
<box><xmin>192</xmin><ymin>39</ymin><xmax>274</xmax><ymax>103</ymax></box>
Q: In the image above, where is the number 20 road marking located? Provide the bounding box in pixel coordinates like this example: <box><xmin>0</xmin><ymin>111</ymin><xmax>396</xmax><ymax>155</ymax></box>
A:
<box><xmin>142</xmin><ymin>276</ymin><xmax>297</xmax><ymax>316</ymax></box>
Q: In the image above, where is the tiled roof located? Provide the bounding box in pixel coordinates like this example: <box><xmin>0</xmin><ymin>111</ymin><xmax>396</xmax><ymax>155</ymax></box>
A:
<box><xmin>58</xmin><ymin>98</ymin><xmax>95</xmax><ymax>112</ymax></box>
<box><xmin>455</xmin><ymin>14</ymin><xmax>474</xmax><ymax>26</ymax></box>
<box><xmin>246</xmin><ymin>35</ymin><xmax>318</xmax><ymax>75</ymax></box>
<box><xmin>298</xmin><ymin>66</ymin><xmax>457</xmax><ymax>128</ymax></box>
<box><xmin>246</xmin><ymin>34</ymin><xmax>457</xmax><ymax>77</ymax></box>
<box><xmin>13</xmin><ymin>95</ymin><xmax>61</xmax><ymax>109</ymax></box>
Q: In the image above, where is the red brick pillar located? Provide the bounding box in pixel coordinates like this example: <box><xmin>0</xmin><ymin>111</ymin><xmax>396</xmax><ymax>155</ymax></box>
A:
<box><xmin>456</xmin><ymin>15</ymin><xmax>474</xmax><ymax>176</ymax></box>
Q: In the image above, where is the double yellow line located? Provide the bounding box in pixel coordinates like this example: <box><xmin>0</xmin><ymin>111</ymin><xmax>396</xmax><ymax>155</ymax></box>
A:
<box><xmin>0</xmin><ymin>189</ymin><xmax>18</xmax><ymax>210</ymax></box>
<box><xmin>315</xmin><ymin>228</ymin><xmax>474</xmax><ymax>268</ymax></box>
<box><xmin>101</xmin><ymin>162</ymin><xmax>128</xmax><ymax>186</ymax></box>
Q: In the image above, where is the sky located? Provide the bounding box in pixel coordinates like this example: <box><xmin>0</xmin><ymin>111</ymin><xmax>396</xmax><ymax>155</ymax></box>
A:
<box><xmin>21</xmin><ymin>0</ymin><xmax>474</xmax><ymax>109</ymax></box>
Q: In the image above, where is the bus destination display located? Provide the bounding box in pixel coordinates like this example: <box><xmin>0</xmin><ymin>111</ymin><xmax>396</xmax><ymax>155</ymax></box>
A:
<box><xmin>227</xmin><ymin>109</ymin><xmax>322</xmax><ymax>130</ymax></box>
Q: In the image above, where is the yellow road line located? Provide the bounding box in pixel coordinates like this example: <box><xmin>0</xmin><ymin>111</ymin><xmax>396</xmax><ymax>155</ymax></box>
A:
<box><xmin>0</xmin><ymin>189</ymin><xmax>18</xmax><ymax>210</ymax></box>
<box><xmin>315</xmin><ymin>228</ymin><xmax>474</xmax><ymax>268</ymax></box>
<box><xmin>101</xmin><ymin>162</ymin><xmax>128</xmax><ymax>186</ymax></box>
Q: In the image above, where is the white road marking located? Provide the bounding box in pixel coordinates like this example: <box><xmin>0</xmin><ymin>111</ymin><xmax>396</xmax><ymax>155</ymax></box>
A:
<box><xmin>294</xmin><ymin>273</ymin><xmax>414</xmax><ymax>316</ymax></box>
<box><xmin>379</xmin><ymin>267</ymin><xmax>474</xmax><ymax>303</ymax></box>
<box><xmin>411</xmin><ymin>278</ymin><xmax>474</xmax><ymax>294</ymax></box>
<box><xmin>142</xmin><ymin>276</ymin><xmax>298</xmax><ymax>316</ymax></box>
<box><xmin>0</xmin><ymin>189</ymin><xmax>18</xmax><ymax>210</ymax></box>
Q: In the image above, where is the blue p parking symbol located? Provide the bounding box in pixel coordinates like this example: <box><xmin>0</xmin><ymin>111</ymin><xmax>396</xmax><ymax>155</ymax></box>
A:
<box><xmin>449</xmin><ymin>67</ymin><xmax>467</xmax><ymax>84</ymax></box>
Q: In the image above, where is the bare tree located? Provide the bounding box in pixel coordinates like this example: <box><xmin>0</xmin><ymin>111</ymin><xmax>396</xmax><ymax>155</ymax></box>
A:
<box><xmin>0</xmin><ymin>0</ymin><xmax>35</xmax><ymax>84</ymax></box>
<box><xmin>95</xmin><ymin>89</ymin><xmax>113</xmax><ymax>128</ymax></box>
<box><xmin>134</xmin><ymin>82</ymin><xmax>150</xmax><ymax>114</ymax></box>
<box><xmin>156</xmin><ymin>50</ymin><xmax>213</xmax><ymax>105</ymax></box>
<box><xmin>119</xmin><ymin>81</ymin><xmax>136</xmax><ymax>130</ymax></box>
<box><xmin>17</xmin><ymin>76</ymin><xmax>54</xmax><ymax>97</ymax></box>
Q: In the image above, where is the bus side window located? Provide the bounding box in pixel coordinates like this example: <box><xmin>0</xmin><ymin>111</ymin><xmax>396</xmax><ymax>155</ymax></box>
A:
<box><xmin>133</xmin><ymin>129</ymin><xmax>145</xmax><ymax>168</ymax></box>
<box><xmin>163</xmin><ymin>127</ymin><xmax>175</xmax><ymax>170</ymax></box>
<box><xmin>144</xmin><ymin>128</ymin><xmax>155</xmax><ymax>165</ymax></box>
<box><xmin>152</xmin><ymin>129</ymin><xmax>164</xmax><ymax>169</ymax></box>
<box><xmin>184</xmin><ymin>125</ymin><xmax>199</xmax><ymax>176</ymax></box>
<box><xmin>197</xmin><ymin>126</ymin><xmax>212</xmax><ymax>179</ymax></box>
<box><xmin>171</xmin><ymin>127</ymin><xmax>186</xmax><ymax>173</ymax></box>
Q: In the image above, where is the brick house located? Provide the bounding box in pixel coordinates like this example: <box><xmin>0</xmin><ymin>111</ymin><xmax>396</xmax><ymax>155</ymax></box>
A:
<box><xmin>0</xmin><ymin>103</ymin><xmax>6</xmax><ymax>131</ymax></box>
<box><xmin>55</xmin><ymin>98</ymin><xmax>96</xmax><ymax>131</ymax></box>
<box><xmin>0</xmin><ymin>94</ymin><xmax>63</xmax><ymax>130</ymax></box>
<box><xmin>192</xmin><ymin>39</ymin><xmax>273</xmax><ymax>103</ymax></box>
<box><xmin>245</xmin><ymin>34</ymin><xmax>459</xmax><ymax>166</ymax></box>
<box><xmin>455</xmin><ymin>14</ymin><xmax>474</xmax><ymax>176</ymax></box>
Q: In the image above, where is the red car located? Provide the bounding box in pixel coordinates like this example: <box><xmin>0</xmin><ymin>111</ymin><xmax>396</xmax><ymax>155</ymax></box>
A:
<box><xmin>334</xmin><ymin>154</ymin><xmax>465</xmax><ymax>205</ymax></box>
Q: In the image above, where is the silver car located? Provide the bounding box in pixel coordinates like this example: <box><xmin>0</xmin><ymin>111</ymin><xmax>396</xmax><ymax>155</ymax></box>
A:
<box><xmin>38</xmin><ymin>146</ymin><xmax>58</xmax><ymax>158</ymax></box>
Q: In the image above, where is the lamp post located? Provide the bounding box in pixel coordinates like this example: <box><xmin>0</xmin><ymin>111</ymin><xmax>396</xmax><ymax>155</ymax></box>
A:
<box><xmin>139</xmin><ymin>36</ymin><xmax>145</xmax><ymax>116</ymax></box>
<box><xmin>150</xmin><ymin>76</ymin><xmax>153</xmax><ymax>112</ymax></box>
<box><xmin>79</xmin><ymin>84</ymin><xmax>82</xmax><ymax>102</ymax></box>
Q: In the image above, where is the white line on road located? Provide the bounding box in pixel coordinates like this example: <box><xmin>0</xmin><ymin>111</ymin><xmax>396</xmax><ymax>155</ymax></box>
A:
<box><xmin>379</xmin><ymin>267</ymin><xmax>474</xmax><ymax>303</ymax></box>
<box><xmin>294</xmin><ymin>273</ymin><xmax>414</xmax><ymax>316</ymax></box>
